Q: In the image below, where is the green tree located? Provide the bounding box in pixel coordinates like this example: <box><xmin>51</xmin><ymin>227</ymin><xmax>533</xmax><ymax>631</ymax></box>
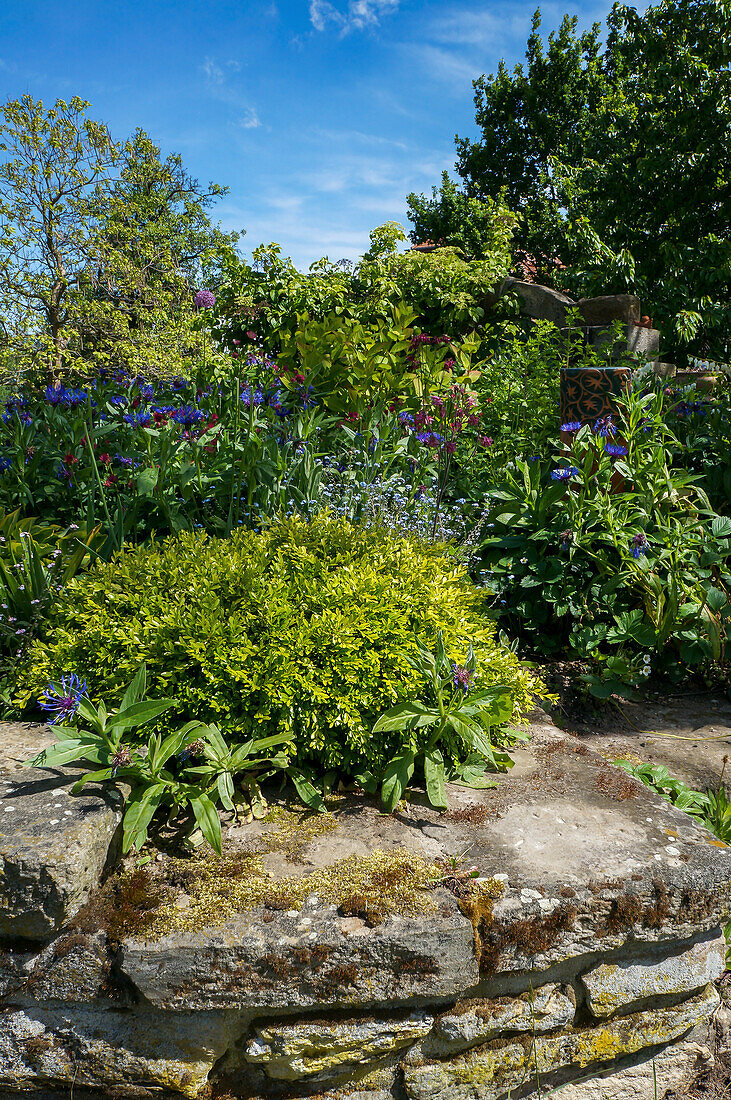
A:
<box><xmin>406</xmin><ymin>172</ymin><xmax>518</xmax><ymax>262</ymax></box>
<box><xmin>0</xmin><ymin>95</ymin><xmax>118</xmax><ymax>377</ymax></box>
<box><xmin>452</xmin><ymin>0</ymin><xmax>731</xmax><ymax>354</ymax></box>
<box><xmin>0</xmin><ymin>97</ymin><xmax>238</xmax><ymax>380</ymax></box>
<box><xmin>77</xmin><ymin>130</ymin><xmax>239</xmax><ymax>377</ymax></box>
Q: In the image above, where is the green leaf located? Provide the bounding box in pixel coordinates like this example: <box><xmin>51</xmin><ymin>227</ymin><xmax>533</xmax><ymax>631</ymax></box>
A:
<box><xmin>373</xmin><ymin>702</ymin><xmax>439</xmax><ymax>733</ymax></box>
<box><xmin>109</xmin><ymin>699</ymin><xmax>175</xmax><ymax>735</ymax></box>
<box><xmin>191</xmin><ymin>793</ymin><xmax>223</xmax><ymax>855</ymax></box>
<box><xmin>25</xmin><ymin>739</ymin><xmax>90</xmax><ymax>768</ymax></box>
<box><xmin>381</xmin><ymin>749</ymin><xmax>415</xmax><ymax>812</ymax></box>
<box><xmin>216</xmin><ymin>770</ymin><xmax>235</xmax><ymax>812</ymax></box>
<box><xmin>120</xmin><ymin>664</ymin><xmax>147</xmax><ymax>711</ymax></box>
<box><xmin>424</xmin><ymin>749</ymin><xmax>447</xmax><ymax>810</ymax></box>
<box><xmin>288</xmin><ymin>768</ymin><xmax>326</xmax><ymax>812</ymax></box>
<box><xmin>122</xmin><ymin>783</ymin><xmax>165</xmax><ymax>854</ymax></box>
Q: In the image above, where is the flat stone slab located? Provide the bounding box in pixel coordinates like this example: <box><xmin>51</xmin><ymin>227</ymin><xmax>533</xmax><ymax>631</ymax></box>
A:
<box><xmin>112</xmin><ymin>713</ymin><xmax>731</xmax><ymax>1011</ymax></box>
<box><xmin>0</xmin><ymin>722</ymin><xmax>123</xmax><ymax>942</ymax></box>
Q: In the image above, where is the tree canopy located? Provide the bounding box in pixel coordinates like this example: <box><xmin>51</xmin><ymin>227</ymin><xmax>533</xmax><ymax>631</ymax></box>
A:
<box><xmin>411</xmin><ymin>0</ymin><xmax>731</xmax><ymax>356</ymax></box>
<box><xmin>0</xmin><ymin>96</ymin><xmax>238</xmax><ymax>380</ymax></box>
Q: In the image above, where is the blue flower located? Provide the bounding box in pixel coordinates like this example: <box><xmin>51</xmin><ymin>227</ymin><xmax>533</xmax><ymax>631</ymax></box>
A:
<box><xmin>38</xmin><ymin>674</ymin><xmax>87</xmax><ymax>725</ymax></box>
<box><xmin>0</xmin><ymin>454</ymin><xmax>11</xmax><ymax>472</ymax></box>
<box><xmin>109</xmin><ymin>395</ymin><xmax>128</xmax><ymax>409</ymax></box>
<box><xmin>630</xmin><ymin>533</ymin><xmax>647</xmax><ymax>558</ymax></box>
<box><xmin>593</xmin><ymin>416</ymin><xmax>615</xmax><ymax>438</ymax></box>
<box><xmin>241</xmin><ymin>386</ymin><xmax>265</xmax><ymax>408</ymax></box>
<box><xmin>560</xmin><ymin>421</ymin><xmax>582</xmax><ymax>432</ymax></box>
<box><xmin>550</xmin><ymin>466</ymin><xmax>579</xmax><ymax>481</ymax></box>
<box><xmin>605</xmin><ymin>443</ymin><xmax>628</xmax><ymax>457</ymax></box>
<box><xmin>170</xmin><ymin>406</ymin><xmax>206</xmax><ymax>428</ymax></box>
<box><xmin>123</xmin><ymin>411</ymin><xmax>152</xmax><ymax>428</ymax></box>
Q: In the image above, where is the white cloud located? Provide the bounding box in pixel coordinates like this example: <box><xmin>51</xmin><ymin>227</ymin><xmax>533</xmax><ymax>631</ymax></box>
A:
<box><xmin>309</xmin><ymin>0</ymin><xmax>399</xmax><ymax>35</ymax></box>
<box><xmin>201</xmin><ymin>57</ymin><xmax>224</xmax><ymax>84</ymax></box>
<box><xmin>239</xmin><ymin>107</ymin><xmax>261</xmax><ymax>129</ymax></box>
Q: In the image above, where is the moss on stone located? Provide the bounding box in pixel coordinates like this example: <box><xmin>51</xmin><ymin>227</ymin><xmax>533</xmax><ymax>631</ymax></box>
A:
<box><xmin>149</xmin><ymin>847</ymin><xmax>442</xmax><ymax>936</ymax></box>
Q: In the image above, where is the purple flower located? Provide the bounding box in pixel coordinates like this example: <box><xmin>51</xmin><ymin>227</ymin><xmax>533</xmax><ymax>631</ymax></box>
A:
<box><xmin>551</xmin><ymin>466</ymin><xmax>579</xmax><ymax>481</ymax></box>
<box><xmin>605</xmin><ymin>443</ymin><xmax>628</xmax><ymax>457</ymax></box>
<box><xmin>560</xmin><ymin>421</ymin><xmax>582</xmax><ymax>432</ymax></box>
<box><xmin>593</xmin><ymin>416</ymin><xmax>616</xmax><ymax>438</ymax></box>
<box><xmin>38</xmin><ymin>674</ymin><xmax>87</xmax><ymax>725</ymax></box>
<box><xmin>194</xmin><ymin>289</ymin><xmax>216</xmax><ymax>310</ymax></box>
<box><xmin>630</xmin><ymin>533</ymin><xmax>647</xmax><ymax>558</ymax></box>
<box><xmin>452</xmin><ymin>664</ymin><xmax>475</xmax><ymax>694</ymax></box>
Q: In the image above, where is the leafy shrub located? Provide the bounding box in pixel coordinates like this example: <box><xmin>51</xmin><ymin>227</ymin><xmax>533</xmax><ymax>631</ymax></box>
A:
<box><xmin>478</xmin><ymin>390</ymin><xmax>731</xmax><ymax>693</ymax></box>
<box><xmin>16</xmin><ymin>514</ymin><xmax>541</xmax><ymax>777</ymax></box>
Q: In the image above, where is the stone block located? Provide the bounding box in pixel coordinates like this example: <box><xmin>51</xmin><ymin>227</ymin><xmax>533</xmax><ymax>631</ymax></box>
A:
<box><xmin>578</xmin><ymin>295</ymin><xmax>641</xmax><ymax>326</ymax></box>
<box><xmin>582</xmin><ymin>933</ymin><xmax>725</xmax><ymax>1017</ymax></box>
<box><xmin>588</xmin><ymin>323</ymin><xmax>660</xmax><ymax>361</ymax></box>
<box><xmin>0</xmin><ymin>722</ymin><xmax>123</xmax><ymax>942</ymax></box>
<box><xmin>500</xmin><ymin>278</ymin><xmax>576</xmax><ymax>327</ymax></box>
<box><xmin>405</xmin><ymin>984</ymin><xmax>719</xmax><ymax>1100</ymax></box>
<box><xmin>553</xmin><ymin>1030</ymin><xmax>714</xmax><ymax>1100</ymax></box>
<box><xmin>10</xmin><ymin>931</ymin><xmax>112</xmax><ymax>1005</ymax></box>
<box><xmin>653</xmin><ymin>361</ymin><xmax>676</xmax><ymax>378</ymax></box>
<box><xmin>120</xmin><ymin>904</ymin><xmax>479</xmax><ymax>1013</ymax></box>
<box><xmin>0</xmin><ymin>1004</ymin><xmax>244</xmax><ymax>1098</ymax></box>
<box><xmin>245</xmin><ymin>1011</ymin><xmax>433</xmax><ymax>1083</ymax></box>
<box><xmin>423</xmin><ymin>984</ymin><xmax>574</xmax><ymax>1057</ymax></box>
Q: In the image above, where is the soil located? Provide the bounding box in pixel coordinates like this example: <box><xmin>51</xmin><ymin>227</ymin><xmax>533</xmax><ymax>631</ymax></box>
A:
<box><xmin>540</xmin><ymin>661</ymin><xmax>731</xmax><ymax>794</ymax></box>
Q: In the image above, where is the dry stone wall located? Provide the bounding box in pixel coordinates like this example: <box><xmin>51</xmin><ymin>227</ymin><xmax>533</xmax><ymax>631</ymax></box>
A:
<box><xmin>0</xmin><ymin>715</ymin><xmax>729</xmax><ymax>1099</ymax></box>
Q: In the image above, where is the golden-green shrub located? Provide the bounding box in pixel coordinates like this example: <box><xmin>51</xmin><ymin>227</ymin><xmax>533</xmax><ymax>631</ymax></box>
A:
<box><xmin>16</xmin><ymin>515</ymin><xmax>541</xmax><ymax>775</ymax></box>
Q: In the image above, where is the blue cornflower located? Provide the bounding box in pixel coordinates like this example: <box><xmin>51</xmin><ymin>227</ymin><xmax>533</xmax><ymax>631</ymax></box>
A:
<box><xmin>550</xmin><ymin>466</ymin><xmax>579</xmax><ymax>481</ymax></box>
<box><xmin>299</xmin><ymin>385</ymin><xmax>317</xmax><ymax>410</ymax></box>
<box><xmin>4</xmin><ymin>395</ymin><xmax>28</xmax><ymax>413</ymax></box>
<box><xmin>560</xmin><ymin>421</ymin><xmax>582</xmax><ymax>432</ymax></box>
<box><xmin>109</xmin><ymin>395</ymin><xmax>128</xmax><ymax>409</ymax></box>
<box><xmin>140</xmin><ymin>385</ymin><xmax>155</xmax><ymax>401</ymax></box>
<box><xmin>115</xmin><ymin>454</ymin><xmax>138</xmax><ymax>467</ymax></box>
<box><xmin>169</xmin><ymin>376</ymin><xmax>189</xmax><ymax>393</ymax></box>
<box><xmin>62</xmin><ymin>389</ymin><xmax>93</xmax><ymax>409</ymax></box>
<box><xmin>170</xmin><ymin>406</ymin><xmax>206</xmax><ymax>428</ymax></box>
<box><xmin>123</xmin><ymin>411</ymin><xmax>152</xmax><ymax>428</ymax></box>
<box><xmin>0</xmin><ymin>455</ymin><xmax>11</xmax><ymax>472</ymax></box>
<box><xmin>605</xmin><ymin>443</ymin><xmax>628</xmax><ymax>457</ymax></box>
<box><xmin>593</xmin><ymin>416</ymin><xmax>615</xmax><ymax>438</ymax></box>
<box><xmin>630</xmin><ymin>533</ymin><xmax>647</xmax><ymax>558</ymax></box>
<box><xmin>2</xmin><ymin>410</ymin><xmax>32</xmax><ymax>426</ymax></box>
<box><xmin>38</xmin><ymin>674</ymin><xmax>87</xmax><ymax>725</ymax></box>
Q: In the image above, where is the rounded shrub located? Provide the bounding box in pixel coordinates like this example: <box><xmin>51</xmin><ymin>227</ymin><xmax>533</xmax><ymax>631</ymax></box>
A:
<box><xmin>16</xmin><ymin>515</ymin><xmax>540</xmax><ymax>775</ymax></box>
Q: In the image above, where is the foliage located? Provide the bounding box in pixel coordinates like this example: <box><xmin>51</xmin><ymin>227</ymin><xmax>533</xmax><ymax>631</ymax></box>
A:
<box><xmin>0</xmin><ymin>96</ymin><xmax>118</xmax><ymax>377</ymax></box>
<box><xmin>614</xmin><ymin>759</ymin><xmax>731</xmax><ymax>845</ymax></box>
<box><xmin>478</xmin><ymin>389</ymin><xmax>731</xmax><ymax>695</ymax></box>
<box><xmin>407</xmin><ymin>172</ymin><xmax>518</xmax><ymax>263</ymax></box>
<box><xmin>450</xmin><ymin>0</ymin><xmax>731</xmax><ymax>355</ymax></box>
<box><xmin>372</xmin><ymin>631</ymin><xmax>527</xmax><ymax>811</ymax></box>
<box><xmin>212</xmin><ymin>211</ymin><xmax>516</xmax><ymax>355</ymax></box>
<box><xmin>15</xmin><ymin>515</ymin><xmax>542</xmax><ymax>781</ymax></box>
<box><xmin>26</xmin><ymin>664</ymin><xmax>291</xmax><ymax>854</ymax></box>
<box><xmin>0</xmin><ymin>509</ymin><xmax>101</xmax><ymax>654</ymax></box>
<box><xmin>0</xmin><ymin>96</ymin><xmax>237</xmax><ymax>382</ymax></box>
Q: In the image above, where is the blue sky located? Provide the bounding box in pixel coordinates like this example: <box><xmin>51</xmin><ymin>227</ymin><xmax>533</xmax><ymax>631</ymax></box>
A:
<box><xmin>0</xmin><ymin>0</ymin><xmax>607</xmax><ymax>270</ymax></box>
